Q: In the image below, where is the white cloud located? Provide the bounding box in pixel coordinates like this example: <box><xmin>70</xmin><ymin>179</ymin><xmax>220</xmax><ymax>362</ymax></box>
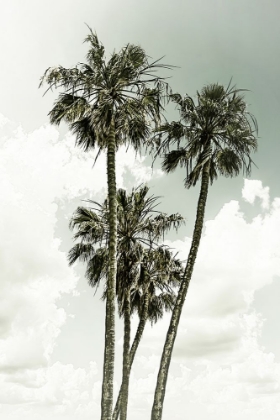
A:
<box><xmin>0</xmin><ymin>362</ymin><xmax>100</xmax><ymax>419</ymax></box>
<box><xmin>129</xmin><ymin>314</ymin><xmax>280</xmax><ymax>419</ymax></box>
<box><xmin>0</xmin><ymin>115</ymin><xmax>162</xmax><ymax>417</ymax></box>
<box><xmin>1</xmin><ymin>114</ymin><xmax>280</xmax><ymax>420</ymax></box>
<box><xmin>0</xmin><ymin>113</ymin><xmax>10</xmax><ymax>129</ymax></box>
<box><xmin>242</xmin><ymin>179</ymin><xmax>270</xmax><ymax>209</ymax></box>
<box><xmin>132</xmin><ymin>179</ymin><xmax>280</xmax><ymax>419</ymax></box>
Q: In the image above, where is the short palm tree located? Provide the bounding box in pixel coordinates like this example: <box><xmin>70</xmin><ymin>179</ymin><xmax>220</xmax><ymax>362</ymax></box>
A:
<box><xmin>150</xmin><ymin>83</ymin><xmax>258</xmax><ymax>420</ymax></box>
<box><xmin>68</xmin><ymin>185</ymin><xmax>184</xmax><ymax>420</ymax></box>
<box><xmin>40</xmin><ymin>28</ymin><xmax>170</xmax><ymax>420</ymax></box>
<box><xmin>112</xmin><ymin>246</ymin><xmax>184</xmax><ymax>420</ymax></box>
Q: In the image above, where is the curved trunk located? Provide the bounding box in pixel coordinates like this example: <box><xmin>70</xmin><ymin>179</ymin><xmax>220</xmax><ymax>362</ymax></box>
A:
<box><xmin>129</xmin><ymin>290</ymin><xmax>150</xmax><ymax>367</ymax></box>
<box><xmin>112</xmin><ymin>290</ymin><xmax>150</xmax><ymax>420</ymax></box>
<box><xmin>101</xmin><ymin>120</ymin><xmax>117</xmax><ymax>420</ymax></box>
<box><xmin>150</xmin><ymin>164</ymin><xmax>210</xmax><ymax>420</ymax></box>
<box><xmin>119</xmin><ymin>292</ymin><xmax>131</xmax><ymax>420</ymax></box>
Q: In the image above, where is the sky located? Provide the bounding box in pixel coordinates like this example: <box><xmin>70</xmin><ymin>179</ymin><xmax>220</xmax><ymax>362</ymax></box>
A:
<box><xmin>1</xmin><ymin>0</ymin><xmax>280</xmax><ymax>419</ymax></box>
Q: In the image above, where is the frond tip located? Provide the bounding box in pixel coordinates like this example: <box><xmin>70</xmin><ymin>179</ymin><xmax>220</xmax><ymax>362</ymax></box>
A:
<box><xmin>162</xmin><ymin>148</ymin><xmax>189</xmax><ymax>173</ymax></box>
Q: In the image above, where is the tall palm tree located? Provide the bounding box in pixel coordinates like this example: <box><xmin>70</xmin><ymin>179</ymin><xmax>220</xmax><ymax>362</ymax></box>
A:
<box><xmin>150</xmin><ymin>83</ymin><xmax>258</xmax><ymax>420</ymax></box>
<box><xmin>112</xmin><ymin>246</ymin><xmax>184</xmax><ymax>420</ymax></box>
<box><xmin>40</xmin><ymin>29</ymin><xmax>170</xmax><ymax>420</ymax></box>
<box><xmin>68</xmin><ymin>185</ymin><xmax>184</xmax><ymax>420</ymax></box>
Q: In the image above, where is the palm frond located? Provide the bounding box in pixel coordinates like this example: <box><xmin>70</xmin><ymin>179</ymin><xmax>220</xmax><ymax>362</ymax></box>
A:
<box><xmin>86</xmin><ymin>247</ymin><xmax>108</xmax><ymax>290</ymax></box>
<box><xmin>162</xmin><ymin>148</ymin><xmax>189</xmax><ymax>173</ymax></box>
<box><xmin>49</xmin><ymin>93</ymin><xmax>91</xmax><ymax>125</ymax></box>
<box><xmin>84</xmin><ymin>26</ymin><xmax>105</xmax><ymax>71</ymax></box>
<box><xmin>68</xmin><ymin>243</ymin><xmax>95</xmax><ymax>265</ymax></box>
<box><xmin>70</xmin><ymin>117</ymin><xmax>99</xmax><ymax>151</ymax></box>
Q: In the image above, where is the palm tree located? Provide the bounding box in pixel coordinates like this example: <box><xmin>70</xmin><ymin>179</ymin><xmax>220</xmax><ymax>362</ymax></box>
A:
<box><xmin>40</xmin><ymin>29</ymin><xmax>170</xmax><ymax>420</ymax></box>
<box><xmin>112</xmin><ymin>246</ymin><xmax>184</xmax><ymax>420</ymax></box>
<box><xmin>68</xmin><ymin>185</ymin><xmax>184</xmax><ymax>420</ymax></box>
<box><xmin>150</xmin><ymin>83</ymin><xmax>258</xmax><ymax>420</ymax></box>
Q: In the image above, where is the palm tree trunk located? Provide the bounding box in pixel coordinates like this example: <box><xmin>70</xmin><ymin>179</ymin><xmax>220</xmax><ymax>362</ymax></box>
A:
<box><xmin>119</xmin><ymin>292</ymin><xmax>131</xmax><ymax>420</ymax></box>
<box><xmin>150</xmin><ymin>164</ymin><xmax>210</xmax><ymax>420</ymax></box>
<box><xmin>112</xmin><ymin>291</ymin><xmax>150</xmax><ymax>420</ymax></box>
<box><xmin>129</xmin><ymin>290</ymin><xmax>150</xmax><ymax>366</ymax></box>
<box><xmin>101</xmin><ymin>120</ymin><xmax>117</xmax><ymax>420</ymax></box>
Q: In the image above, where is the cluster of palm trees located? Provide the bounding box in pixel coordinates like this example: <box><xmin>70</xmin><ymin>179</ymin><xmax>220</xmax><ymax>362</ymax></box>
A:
<box><xmin>68</xmin><ymin>186</ymin><xmax>184</xmax><ymax>420</ymax></box>
<box><xmin>40</xmin><ymin>27</ymin><xmax>258</xmax><ymax>420</ymax></box>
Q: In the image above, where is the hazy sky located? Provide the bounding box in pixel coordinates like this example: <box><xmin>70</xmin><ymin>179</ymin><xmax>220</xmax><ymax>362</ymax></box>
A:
<box><xmin>1</xmin><ymin>1</ymin><xmax>280</xmax><ymax>419</ymax></box>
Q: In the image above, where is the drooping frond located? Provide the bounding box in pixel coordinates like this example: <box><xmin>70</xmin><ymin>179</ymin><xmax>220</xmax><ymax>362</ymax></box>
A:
<box><xmin>68</xmin><ymin>243</ymin><xmax>95</xmax><ymax>266</ymax></box>
<box><xmin>162</xmin><ymin>148</ymin><xmax>189</xmax><ymax>173</ymax></box>
<box><xmin>70</xmin><ymin>117</ymin><xmax>98</xmax><ymax>151</ymax></box>
<box><xmin>216</xmin><ymin>148</ymin><xmax>242</xmax><ymax>177</ymax></box>
<box><xmin>49</xmin><ymin>94</ymin><xmax>92</xmax><ymax>125</ymax></box>
<box><xmin>86</xmin><ymin>247</ymin><xmax>108</xmax><ymax>291</ymax></box>
<box><xmin>69</xmin><ymin>206</ymin><xmax>107</xmax><ymax>244</ymax></box>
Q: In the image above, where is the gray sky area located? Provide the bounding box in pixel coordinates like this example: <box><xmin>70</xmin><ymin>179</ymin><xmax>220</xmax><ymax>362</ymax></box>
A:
<box><xmin>1</xmin><ymin>1</ymin><xmax>280</xmax><ymax>419</ymax></box>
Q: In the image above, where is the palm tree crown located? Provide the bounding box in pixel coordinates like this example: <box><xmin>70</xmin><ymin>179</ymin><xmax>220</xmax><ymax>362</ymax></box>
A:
<box><xmin>156</xmin><ymin>82</ymin><xmax>258</xmax><ymax>186</ymax></box>
<box><xmin>68</xmin><ymin>185</ymin><xmax>184</xmax><ymax>301</ymax></box>
<box><xmin>131</xmin><ymin>245</ymin><xmax>184</xmax><ymax>324</ymax></box>
<box><xmin>40</xmin><ymin>28</ymin><xmax>170</xmax><ymax>154</ymax></box>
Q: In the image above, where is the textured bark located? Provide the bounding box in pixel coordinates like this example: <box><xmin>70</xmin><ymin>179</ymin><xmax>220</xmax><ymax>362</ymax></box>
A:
<box><xmin>101</xmin><ymin>120</ymin><xmax>117</xmax><ymax>420</ymax></box>
<box><xmin>112</xmin><ymin>291</ymin><xmax>150</xmax><ymax>420</ymax></box>
<box><xmin>119</xmin><ymin>292</ymin><xmax>131</xmax><ymax>420</ymax></box>
<box><xmin>150</xmin><ymin>164</ymin><xmax>210</xmax><ymax>420</ymax></box>
<box><xmin>129</xmin><ymin>291</ymin><xmax>150</xmax><ymax>367</ymax></box>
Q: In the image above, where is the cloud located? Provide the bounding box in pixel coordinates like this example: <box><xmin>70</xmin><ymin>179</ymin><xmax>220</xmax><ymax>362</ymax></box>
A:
<box><xmin>0</xmin><ymin>123</ymin><xmax>80</xmax><ymax>373</ymax></box>
<box><xmin>132</xmin><ymin>179</ymin><xmax>280</xmax><ymax>418</ymax></box>
<box><xmin>242</xmin><ymin>179</ymin><xmax>270</xmax><ymax>209</ymax></box>
<box><xmin>0</xmin><ymin>113</ymin><xmax>10</xmax><ymax>129</ymax></box>
<box><xmin>165</xmin><ymin>190</ymin><xmax>280</xmax><ymax>321</ymax></box>
<box><xmin>0</xmin><ymin>362</ymin><xmax>100</xmax><ymax>419</ymax></box>
<box><xmin>129</xmin><ymin>315</ymin><xmax>280</xmax><ymax>419</ymax></box>
<box><xmin>1</xmin><ymin>115</ymin><xmax>280</xmax><ymax>420</ymax></box>
<box><xmin>0</xmin><ymin>114</ymin><xmax>162</xmax><ymax>417</ymax></box>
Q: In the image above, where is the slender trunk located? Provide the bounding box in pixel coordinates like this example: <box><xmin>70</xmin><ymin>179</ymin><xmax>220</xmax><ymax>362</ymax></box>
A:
<box><xmin>112</xmin><ymin>291</ymin><xmax>150</xmax><ymax>420</ymax></box>
<box><xmin>129</xmin><ymin>290</ymin><xmax>150</xmax><ymax>367</ymax></box>
<box><xmin>151</xmin><ymin>165</ymin><xmax>210</xmax><ymax>420</ymax></box>
<box><xmin>119</xmin><ymin>292</ymin><xmax>131</xmax><ymax>420</ymax></box>
<box><xmin>101</xmin><ymin>120</ymin><xmax>117</xmax><ymax>420</ymax></box>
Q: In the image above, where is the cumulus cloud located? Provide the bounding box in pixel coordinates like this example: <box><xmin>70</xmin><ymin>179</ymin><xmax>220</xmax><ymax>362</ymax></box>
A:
<box><xmin>132</xmin><ymin>179</ymin><xmax>280</xmax><ymax>419</ymax></box>
<box><xmin>0</xmin><ymin>362</ymin><xmax>101</xmax><ymax>420</ymax></box>
<box><xmin>0</xmin><ymin>114</ymin><xmax>162</xmax><ymax>417</ymax></box>
<box><xmin>242</xmin><ymin>179</ymin><xmax>270</xmax><ymax>209</ymax></box>
<box><xmin>2</xmin><ymin>114</ymin><xmax>280</xmax><ymax>420</ymax></box>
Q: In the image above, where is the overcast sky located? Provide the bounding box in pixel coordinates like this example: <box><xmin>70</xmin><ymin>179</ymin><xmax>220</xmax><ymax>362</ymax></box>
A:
<box><xmin>1</xmin><ymin>1</ymin><xmax>280</xmax><ymax>419</ymax></box>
